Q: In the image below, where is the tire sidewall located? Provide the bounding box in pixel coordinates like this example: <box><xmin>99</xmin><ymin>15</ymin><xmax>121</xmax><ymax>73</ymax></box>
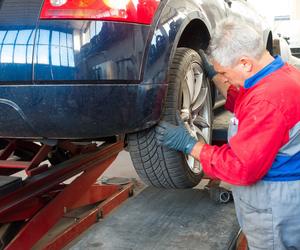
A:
<box><xmin>161</xmin><ymin>47</ymin><xmax>213</xmax><ymax>186</ymax></box>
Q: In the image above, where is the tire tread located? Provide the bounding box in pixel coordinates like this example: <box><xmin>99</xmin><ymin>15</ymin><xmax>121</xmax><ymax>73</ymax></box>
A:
<box><xmin>127</xmin><ymin>48</ymin><xmax>211</xmax><ymax>188</ymax></box>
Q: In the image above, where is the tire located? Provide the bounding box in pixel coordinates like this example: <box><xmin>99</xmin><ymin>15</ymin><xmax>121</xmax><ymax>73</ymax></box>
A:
<box><xmin>127</xmin><ymin>48</ymin><xmax>213</xmax><ymax>188</ymax></box>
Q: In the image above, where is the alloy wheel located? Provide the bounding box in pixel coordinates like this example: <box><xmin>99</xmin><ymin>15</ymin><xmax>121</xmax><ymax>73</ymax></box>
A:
<box><xmin>180</xmin><ymin>62</ymin><xmax>211</xmax><ymax>174</ymax></box>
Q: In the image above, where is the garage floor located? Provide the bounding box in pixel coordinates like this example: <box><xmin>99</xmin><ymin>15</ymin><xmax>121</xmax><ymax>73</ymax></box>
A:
<box><xmin>69</xmin><ymin>187</ymin><xmax>239</xmax><ymax>250</ymax></box>
<box><xmin>67</xmin><ymin>108</ymin><xmax>236</xmax><ymax>250</ymax></box>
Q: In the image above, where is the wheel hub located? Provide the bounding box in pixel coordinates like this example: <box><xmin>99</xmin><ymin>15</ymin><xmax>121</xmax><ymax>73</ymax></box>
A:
<box><xmin>180</xmin><ymin>63</ymin><xmax>211</xmax><ymax>174</ymax></box>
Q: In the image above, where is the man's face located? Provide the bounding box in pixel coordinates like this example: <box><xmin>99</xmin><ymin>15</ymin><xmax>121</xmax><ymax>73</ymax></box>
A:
<box><xmin>212</xmin><ymin>58</ymin><xmax>252</xmax><ymax>88</ymax></box>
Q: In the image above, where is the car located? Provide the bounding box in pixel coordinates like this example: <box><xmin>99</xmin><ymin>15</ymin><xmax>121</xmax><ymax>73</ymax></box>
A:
<box><xmin>274</xmin><ymin>19</ymin><xmax>300</xmax><ymax>59</ymax></box>
<box><xmin>273</xmin><ymin>35</ymin><xmax>300</xmax><ymax>69</ymax></box>
<box><xmin>0</xmin><ymin>0</ymin><xmax>273</xmax><ymax>188</ymax></box>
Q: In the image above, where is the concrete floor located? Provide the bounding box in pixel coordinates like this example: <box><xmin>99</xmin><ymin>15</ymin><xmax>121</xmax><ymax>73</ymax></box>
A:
<box><xmin>102</xmin><ymin>150</ymin><xmax>140</xmax><ymax>182</ymax></box>
<box><xmin>69</xmin><ymin>187</ymin><xmax>239</xmax><ymax>250</ymax></box>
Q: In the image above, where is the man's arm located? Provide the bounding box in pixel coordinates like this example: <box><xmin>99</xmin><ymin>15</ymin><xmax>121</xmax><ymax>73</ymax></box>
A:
<box><xmin>198</xmin><ymin>100</ymin><xmax>289</xmax><ymax>185</ymax></box>
<box><xmin>223</xmin><ymin>84</ymin><xmax>240</xmax><ymax>113</ymax></box>
<box><xmin>156</xmin><ymin>100</ymin><xmax>288</xmax><ymax>185</ymax></box>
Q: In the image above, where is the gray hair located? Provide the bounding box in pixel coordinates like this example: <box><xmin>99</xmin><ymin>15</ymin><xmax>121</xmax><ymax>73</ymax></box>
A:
<box><xmin>208</xmin><ymin>18</ymin><xmax>265</xmax><ymax>67</ymax></box>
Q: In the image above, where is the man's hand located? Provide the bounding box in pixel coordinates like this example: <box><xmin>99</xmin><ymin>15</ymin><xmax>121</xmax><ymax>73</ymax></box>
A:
<box><xmin>199</xmin><ymin>50</ymin><xmax>230</xmax><ymax>98</ymax></box>
<box><xmin>198</xmin><ymin>49</ymin><xmax>217</xmax><ymax>80</ymax></box>
<box><xmin>156</xmin><ymin>114</ymin><xmax>197</xmax><ymax>154</ymax></box>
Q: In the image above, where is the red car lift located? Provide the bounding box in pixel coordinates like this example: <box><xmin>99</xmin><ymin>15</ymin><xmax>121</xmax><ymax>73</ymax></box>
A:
<box><xmin>0</xmin><ymin>139</ymin><xmax>133</xmax><ymax>250</ymax></box>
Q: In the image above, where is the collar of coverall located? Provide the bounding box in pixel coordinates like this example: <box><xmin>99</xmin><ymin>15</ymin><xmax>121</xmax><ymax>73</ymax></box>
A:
<box><xmin>244</xmin><ymin>55</ymin><xmax>284</xmax><ymax>89</ymax></box>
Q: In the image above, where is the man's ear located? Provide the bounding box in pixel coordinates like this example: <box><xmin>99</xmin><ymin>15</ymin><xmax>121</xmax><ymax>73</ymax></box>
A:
<box><xmin>239</xmin><ymin>57</ymin><xmax>253</xmax><ymax>72</ymax></box>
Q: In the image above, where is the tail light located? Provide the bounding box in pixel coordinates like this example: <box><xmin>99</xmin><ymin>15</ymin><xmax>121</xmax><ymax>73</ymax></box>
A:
<box><xmin>40</xmin><ymin>0</ymin><xmax>160</xmax><ymax>25</ymax></box>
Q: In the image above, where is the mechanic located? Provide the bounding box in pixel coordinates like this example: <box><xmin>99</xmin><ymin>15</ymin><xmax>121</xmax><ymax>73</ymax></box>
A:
<box><xmin>156</xmin><ymin>18</ymin><xmax>300</xmax><ymax>249</ymax></box>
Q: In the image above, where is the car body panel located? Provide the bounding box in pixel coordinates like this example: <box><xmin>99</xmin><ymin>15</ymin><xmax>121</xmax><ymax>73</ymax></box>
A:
<box><xmin>33</xmin><ymin>21</ymin><xmax>150</xmax><ymax>81</ymax></box>
<box><xmin>0</xmin><ymin>0</ymin><xmax>272</xmax><ymax>139</ymax></box>
<box><xmin>0</xmin><ymin>84</ymin><xmax>167</xmax><ymax>139</ymax></box>
<box><xmin>0</xmin><ymin>0</ymin><xmax>41</xmax><ymax>81</ymax></box>
<box><xmin>0</xmin><ymin>0</ymin><xmax>165</xmax><ymax>139</ymax></box>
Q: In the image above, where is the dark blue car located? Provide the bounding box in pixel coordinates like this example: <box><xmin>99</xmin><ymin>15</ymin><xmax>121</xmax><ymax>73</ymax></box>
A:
<box><xmin>0</xmin><ymin>0</ymin><xmax>273</xmax><ymax>187</ymax></box>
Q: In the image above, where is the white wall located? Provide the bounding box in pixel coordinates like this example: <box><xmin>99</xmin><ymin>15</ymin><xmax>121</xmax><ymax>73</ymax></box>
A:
<box><xmin>249</xmin><ymin>0</ymin><xmax>300</xmax><ymax>50</ymax></box>
<box><xmin>291</xmin><ymin>0</ymin><xmax>300</xmax><ymax>19</ymax></box>
<box><xmin>250</xmin><ymin>0</ymin><xmax>293</xmax><ymax>22</ymax></box>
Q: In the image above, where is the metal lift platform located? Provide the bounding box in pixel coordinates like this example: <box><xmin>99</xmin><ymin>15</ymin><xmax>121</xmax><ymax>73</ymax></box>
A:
<box><xmin>0</xmin><ymin>108</ymin><xmax>247</xmax><ymax>249</ymax></box>
<box><xmin>0</xmin><ymin>139</ymin><xmax>133</xmax><ymax>249</ymax></box>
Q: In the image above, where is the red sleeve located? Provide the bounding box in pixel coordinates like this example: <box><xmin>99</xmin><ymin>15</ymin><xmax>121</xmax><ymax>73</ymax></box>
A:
<box><xmin>224</xmin><ymin>85</ymin><xmax>240</xmax><ymax>113</ymax></box>
<box><xmin>200</xmin><ymin>100</ymin><xmax>289</xmax><ymax>185</ymax></box>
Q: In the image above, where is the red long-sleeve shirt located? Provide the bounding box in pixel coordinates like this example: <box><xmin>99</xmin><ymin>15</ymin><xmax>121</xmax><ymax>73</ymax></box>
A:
<box><xmin>200</xmin><ymin>61</ymin><xmax>300</xmax><ymax>185</ymax></box>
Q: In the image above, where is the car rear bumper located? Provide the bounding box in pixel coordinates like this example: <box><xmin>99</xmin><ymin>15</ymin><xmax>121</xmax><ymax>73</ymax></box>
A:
<box><xmin>0</xmin><ymin>83</ymin><xmax>167</xmax><ymax>139</ymax></box>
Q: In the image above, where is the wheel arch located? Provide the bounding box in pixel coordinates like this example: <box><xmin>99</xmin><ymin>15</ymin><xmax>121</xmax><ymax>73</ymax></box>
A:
<box><xmin>139</xmin><ymin>7</ymin><xmax>214</xmax><ymax>123</ymax></box>
<box><xmin>141</xmin><ymin>3</ymin><xmax>212</xmax><ymax>85</ymax></box>
<box><xmin>166</xmin><ymin>15</ymin><xmax>212</xmax><ymax>80</ymax></box>
<box><xmin>177</xmin><ymin>19</ymin><xmax>211</xmax><ymax>51</ymax></box>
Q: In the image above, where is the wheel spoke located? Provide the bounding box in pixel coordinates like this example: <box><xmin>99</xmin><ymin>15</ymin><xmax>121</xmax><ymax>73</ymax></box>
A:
<box><xmin>193</xmin><ymin>116</ymin><xmax>210</xmax><ymax>128</ymax></box>
<box><xmin>186</xmin><ymin>68</ymin><xmax>195</xmax><ymax>102</ymax></box>
<box><xmin>182</xmin><ymin>90</ymin><xmax>191</xmax><ymax>109</ymax></box>
<box><xmin>186</xmin><ymin>155</ymin><xmax>201</xmax><ymax>173</ymax></box>
<box><xmin>192</xmin><ymin>72</ymin><xmax>204</xmax><ymax>103</ymax></box>
<box><xmin>180</xmin><ymin>109</ymin><xmax>190</xmax><ymax>122</ymax></box>
<box><xmin>194</xmin><ymin>160</ymin><xmax>202</xmax><ymax>173</ymax></box>
<box><xmin>179</xmin><ymin>61</ymin><xmax>211</xmax><ymax>175</ymax></box>
<box><xmin>186</xmin><ymin>123</ymin><xmax>197</xmax><ymax>138</ymax></box>
<box><xmin>187</xmin><ymin>156</ymin><xmax>195</xmax><ymax>169</ymax></box>
<box><xmin>191</xmin><ymin>87</ymin><xmax>208</xmax><ymax>112</ymax></box>
<box><xmin>195</xmin><ymin>126</ymin><xmax>208</xmax><ymax>143</ymax></box>
<box><xmin>182</xmin><ymin>69</ymin><xmax>194</xmax><ymax>109</ymax></box>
